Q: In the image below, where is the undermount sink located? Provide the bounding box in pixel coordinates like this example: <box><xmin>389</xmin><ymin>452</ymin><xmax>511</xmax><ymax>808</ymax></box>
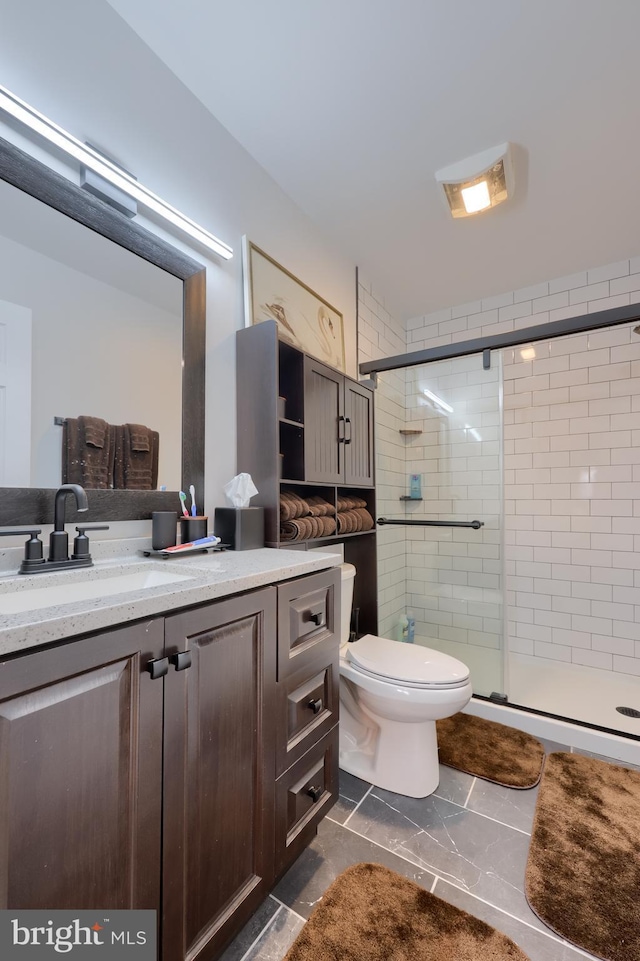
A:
<box><xmin>0</xmin><ymin>567</ymin><xmax>195</xmax><ymax>616</ymax></box>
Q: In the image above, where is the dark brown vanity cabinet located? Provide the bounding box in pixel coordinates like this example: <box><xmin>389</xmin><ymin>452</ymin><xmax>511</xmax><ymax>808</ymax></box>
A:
<box><xmin>0</xmin><ymin>619</ymin><xmax>165</xmax><ymax>912</ymax></box>
<box><xmin>0</xmin><ymin>566</ymin><xmax>339</xmax><ymax>961</ymax></box>
<box><xmin>274</xmin><ymin>568</ymin><xmax>340</xmax><ymax>876</ymax></box>
<box><xmin>162</xmin><ymin>589</ymin><xmax>277</xmax><ymax>961</ymax></box>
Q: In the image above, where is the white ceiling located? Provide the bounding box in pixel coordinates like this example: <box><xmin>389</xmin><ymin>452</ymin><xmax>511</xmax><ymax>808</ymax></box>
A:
<box><xmin>107</xmin><ymin>0</ymin><xmax>640</xmax><ymax>321</ymax></box>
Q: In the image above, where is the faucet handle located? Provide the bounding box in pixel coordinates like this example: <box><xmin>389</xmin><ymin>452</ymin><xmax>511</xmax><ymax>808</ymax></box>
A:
<box><xmin>72</xmin><ymin>525</ymin><xmax>110</xmax><ymax>561</ymax></box>
<box><xmin>0</xmin><ymin>529</ymin><xmax>45</xmax><ymax>571</ymax></box>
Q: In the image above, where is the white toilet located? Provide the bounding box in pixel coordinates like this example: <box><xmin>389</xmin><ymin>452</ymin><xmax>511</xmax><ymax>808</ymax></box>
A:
<box><xmin>338</xmin><ymin>563</ymin><xmax>472</xmax><ymax>798</ymax></box>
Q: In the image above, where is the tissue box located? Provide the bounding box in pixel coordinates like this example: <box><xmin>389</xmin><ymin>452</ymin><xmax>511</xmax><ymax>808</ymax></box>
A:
<box><xmin>213</xmin><ymin>507</ymin><xmax>264</xmax><ymax>551</ymax></box>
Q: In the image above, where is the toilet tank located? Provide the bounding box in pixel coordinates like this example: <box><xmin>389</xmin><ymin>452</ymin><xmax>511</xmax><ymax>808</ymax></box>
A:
<box><xmin>340</xmin><ymin>563</ymin><xmax>356</xmax><ymax>643</ymax></box>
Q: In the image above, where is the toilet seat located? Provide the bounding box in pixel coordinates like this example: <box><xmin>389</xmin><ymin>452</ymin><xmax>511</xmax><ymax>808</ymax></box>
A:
<box><xmin>345</xmin><ymin>634</ymin><xmax>470</xmax><ymax>690</ymax></box>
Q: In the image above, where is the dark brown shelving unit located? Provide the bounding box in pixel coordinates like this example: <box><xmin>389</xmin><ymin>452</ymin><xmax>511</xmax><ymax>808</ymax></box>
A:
<box><xmin>237</xmin><ymin>320</ymin><xmax>378</xmax><ymax>635</ymax></box>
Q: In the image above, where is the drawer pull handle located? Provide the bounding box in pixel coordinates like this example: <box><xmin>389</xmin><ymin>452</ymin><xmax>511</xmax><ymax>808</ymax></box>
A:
<box><xmin>307</xmin><ymin>785</ymin><xmax>323</xmax><ymax>802</ymax></box>
<box><xmin>170</xmin><ymin>650</ymin><xmax>192</xmax><ymax>671</ymax></box>
<box><xmin>146</xmin><ymin>657</ymin><xmax>169</xmax><ymax>680</ymax></box>
<box><xmin>308</xmin><ymin>611</ymin><xmax>323</xmax><ymax>626</ymax></box>
<box><xmin>308</xmin><ymin>698</ymin><xmax>323</xmax><ymax>715</ymax></box>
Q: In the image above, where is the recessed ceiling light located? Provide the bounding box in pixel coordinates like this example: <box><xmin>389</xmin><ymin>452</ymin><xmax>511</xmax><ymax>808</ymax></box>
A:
<box><xmin>436</xmin><ymin>143</ymin><xmax>514</xmax><ymax>219</ymax></box>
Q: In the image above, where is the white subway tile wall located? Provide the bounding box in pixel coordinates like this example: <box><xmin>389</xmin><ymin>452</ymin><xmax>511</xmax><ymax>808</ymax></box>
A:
<box><xmin>404</xmin><ymin>258</ymin><xmax>640</xmax><ymax>681</ymax></box>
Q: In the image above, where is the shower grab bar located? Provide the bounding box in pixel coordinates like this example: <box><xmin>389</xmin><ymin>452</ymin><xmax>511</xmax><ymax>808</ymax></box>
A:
<box><xmin>377</xmin><ymin>517</ymin><xmax>484</xmax><ymax>530</ymax></box>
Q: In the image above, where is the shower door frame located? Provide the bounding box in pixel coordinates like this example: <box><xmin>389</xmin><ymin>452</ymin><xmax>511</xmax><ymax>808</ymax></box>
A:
<box><xmin>361</xmin><ymin>301</ymin><xmax>640</xmax><ymax>742</ymax></box>
<box><xmin>360</xmin><ymin>302</ymin><xmax>640</xmax><ymax>377</ymax></box>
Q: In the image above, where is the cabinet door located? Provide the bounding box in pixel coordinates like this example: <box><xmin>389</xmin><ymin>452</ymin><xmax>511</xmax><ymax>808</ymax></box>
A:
<box><xmin>304</xmin><ymin>357</ymin><xmax>344</xmax><ymax>483</ymax></box>
<box><xmin>0</xmin><ymin>620</ymin><xmax>164</xmax><ymax>912</ymax></box>
<box><xmin>162</xmin><ymin>588</ymin><xmax>277</xmax><ymax>961</ymax></box>
<box><xmin>344</xmin><ymin>379</ymin><xmax>375</xmax><ymax>487</ymax></box>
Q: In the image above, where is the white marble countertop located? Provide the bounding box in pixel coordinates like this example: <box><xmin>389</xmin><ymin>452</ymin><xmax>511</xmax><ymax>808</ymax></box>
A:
<box><xmin>0</xmin><ymin>547</ymin><xmax>342</xmax><ymax>656</ymax></box>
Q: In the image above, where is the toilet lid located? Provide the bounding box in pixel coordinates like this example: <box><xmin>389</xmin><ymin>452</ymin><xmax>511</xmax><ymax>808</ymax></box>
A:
<box><xmin>346</xmin><ymin>634</ymin><xmax>470</xmax><ymax>688</ymax></box>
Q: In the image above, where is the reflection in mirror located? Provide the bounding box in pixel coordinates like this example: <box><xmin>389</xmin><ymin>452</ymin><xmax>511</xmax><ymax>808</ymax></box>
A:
<box><xmin>0</xmin><ymin>134</ymin><xmax>205</xmax><ymax>527</ymax></box>
<box><xmin>0</xmin><ymin>177</ymin><xmax>183</xmax><ymax>490</ymax></box>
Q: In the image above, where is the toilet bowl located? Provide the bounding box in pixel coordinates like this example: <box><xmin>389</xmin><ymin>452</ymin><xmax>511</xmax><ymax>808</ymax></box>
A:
<box><xmin>338</xmin><ymin>563</ymin><xmax>472</xmax><ymax>798</ymax></box>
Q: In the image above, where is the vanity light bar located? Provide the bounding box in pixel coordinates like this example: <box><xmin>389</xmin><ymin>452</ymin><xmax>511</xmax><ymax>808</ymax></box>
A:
<box><xmin>0</xmin><ymin>85</ymin><xmax>233</xmax><ymax>260</ymax></box>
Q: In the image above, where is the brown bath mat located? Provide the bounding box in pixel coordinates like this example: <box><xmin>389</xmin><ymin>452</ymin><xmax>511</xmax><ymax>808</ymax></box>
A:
<box><xmin>284</xmin><ymin>862</ymin><xmax>530</xmax><ymax>961</ymax></box>
<box><xmin>436</xmin><ymin>713</ymin><xmax>545</xmax><ymax>788</ymax></box>
<box><xmin>526</xmin><ymin>752</ymin><xmax>640</xmax><ymax>961</ymax></box>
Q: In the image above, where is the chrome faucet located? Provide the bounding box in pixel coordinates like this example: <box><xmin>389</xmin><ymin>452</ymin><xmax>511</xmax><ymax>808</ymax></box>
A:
<box><xmin>49</xmin><ymin>484</ymin><xmax>89</xmax><ymax>563</ymax></box>
<box><xmin>0</xmin><ymin>484</ymin><xmax>109</xmax><ymax>574</ymax></box>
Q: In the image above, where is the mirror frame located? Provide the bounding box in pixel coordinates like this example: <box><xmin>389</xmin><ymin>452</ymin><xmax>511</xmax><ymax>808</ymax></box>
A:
<box><xmin>0</xmin><ymin>135</ymin><xmax>206</xmax><ymax>526</ymax></box>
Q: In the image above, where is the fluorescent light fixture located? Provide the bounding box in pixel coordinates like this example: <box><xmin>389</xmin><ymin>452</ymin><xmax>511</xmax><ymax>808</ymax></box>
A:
<box><xmin>435</xmin><ymin>142</ymin><xmax>514</xmax><ymax>219</ymax></box>
<box><xmin>0</xmin><ymin>85</ymin><xmax>233</xmax><ymax>260</ymax></box>
<box><xmin>424</xmin><ymin>389</ymin><xmax>453</xmax><ymax>413</ymax></box>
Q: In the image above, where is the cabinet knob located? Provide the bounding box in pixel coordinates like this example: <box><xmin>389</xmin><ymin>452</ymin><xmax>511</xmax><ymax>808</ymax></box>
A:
<box><xmin>308</xmin><ymin>610</ymin><xmax>323</xmax><ymax>626</ymax></box>
<box><xmin>337</xmin><ymin>415</ymin><xmax>345</xmax><ymax>444</ymax></box>
<box><xmin>308</xmin><ymin>698</ymin><xmax>323</xmax><ymax>715</ymax></box>
<box><xmin>307</xmin><ymin>785</ymin><xmax>323</xmax><ymax>802</ymax></box>
<box><xmin>344</xmin><ymin>417</ymin><xmax>352</xmax><ymax>445</ymax></box>
<box><xmin>146</xmin><ymin>657</ymin><xmax>169</xmax><ymax>680</ymax></box>
<box><xmin>170</xmin><ymin>650</ymin><xmax>192</xmax><ymax>671</ymax></box>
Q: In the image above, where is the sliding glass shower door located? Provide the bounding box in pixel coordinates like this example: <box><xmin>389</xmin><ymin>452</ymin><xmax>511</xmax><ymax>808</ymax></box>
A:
<box><xmin>376</xmin><ymin>352</ymin><xmax>504</xmax><ymax>698</ymax></box>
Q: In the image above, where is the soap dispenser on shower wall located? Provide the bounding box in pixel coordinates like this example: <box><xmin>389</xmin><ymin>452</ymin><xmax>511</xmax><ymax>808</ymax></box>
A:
<box><xmin>409</xmin><ymin>474</ymin><xmax>422</xmax><ymax>499</ymax></box>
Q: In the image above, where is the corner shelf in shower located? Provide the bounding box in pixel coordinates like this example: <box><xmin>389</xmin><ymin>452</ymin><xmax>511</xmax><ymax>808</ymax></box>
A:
<box><xmin>399</xmin><ymin>429</ymin><xmax>422</xmax><ymax>435</ymax></box>
<box><xmin>399</xmin><ymin>496</ymin><xmax>423</xmax><ymax>501</ymax></box>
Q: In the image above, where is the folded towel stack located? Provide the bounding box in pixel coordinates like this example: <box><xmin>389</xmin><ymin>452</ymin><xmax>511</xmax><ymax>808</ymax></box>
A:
<box><xmin>279</xmin><ymin>491</ymin><xmax>337</xmax><ymax>541</ymax></box>
<box><xmin>336</xmin><ymin>495</ymin><xmax>375</xmax><ymax>534</ymax></box>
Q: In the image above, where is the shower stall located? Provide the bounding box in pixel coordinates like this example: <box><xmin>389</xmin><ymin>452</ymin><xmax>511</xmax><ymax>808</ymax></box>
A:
<box><xmin>364</xmin><ymin>304</ymin><xmax>640</xmax><ymax>743</ymax></box>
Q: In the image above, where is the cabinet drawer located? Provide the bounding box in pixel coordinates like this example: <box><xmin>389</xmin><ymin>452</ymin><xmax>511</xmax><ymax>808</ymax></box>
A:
<box><xmin>275</xmin><ymin>726</ymin><xmax>338</xmax><ymax>876</ymax></box>
<box><xmin>277</xmin><ymin>567</ymin><xmax>340</xmax><ymax>679</ymax></box>
<box><xmin>276</xmin><ymin>659</ymin><xmax>339</xmax><ymax>776</ymax></box>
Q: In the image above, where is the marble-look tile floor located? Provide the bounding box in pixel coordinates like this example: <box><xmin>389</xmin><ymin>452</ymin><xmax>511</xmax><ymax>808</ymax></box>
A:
<box><xmin>220</xmin><ymin>739</ymin><xmax>638</xmax><ymax>961</ymax></box>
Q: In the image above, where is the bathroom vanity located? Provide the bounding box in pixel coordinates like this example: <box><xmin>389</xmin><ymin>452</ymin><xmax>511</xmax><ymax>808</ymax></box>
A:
<box><xmin>0</xmin><ymin>549</ymin><xmax>341</xmax><ymax>961</ymax></box>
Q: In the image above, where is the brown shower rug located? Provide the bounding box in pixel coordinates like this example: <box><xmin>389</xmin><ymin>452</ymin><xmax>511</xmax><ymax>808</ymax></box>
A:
<box><xmin>436</xmin><ymin>712</ymin><xmax>545</xmax><ymax>788</ymax></box>
<box><xmin>526</xmin><ymin>751</ymin><xmax>640</xmax><ymax>961</ymax></box>
<box><xmin>283</xmin><ymin>862</ymin><xmax>530</xmax><ymax>961</ymax></box>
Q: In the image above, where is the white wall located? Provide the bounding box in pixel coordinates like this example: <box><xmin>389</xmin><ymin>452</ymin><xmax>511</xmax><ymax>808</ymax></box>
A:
<box><xmin>0</xmin><ymin>0</ymin><xmax>358</xmax><ymax>531</ymax></box>
<box><xmin>356</xmin><ymin>274</ymin><xmax>407</xmax><ymax>639</ymax></box>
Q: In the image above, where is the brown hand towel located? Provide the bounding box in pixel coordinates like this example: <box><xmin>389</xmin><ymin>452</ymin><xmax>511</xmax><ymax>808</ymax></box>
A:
<box><xmin>81</xmin><ymin>415</ymin><xmax>108</xmax><ymax>449</ymax></box>
<box><xmin>280</xmin><ymin>517</ymin><xmax>315</xmax><ymax>541</ymax></box>
<box><xmin>319</xmin><ymin>516</ymin><xmax>337</xmax><ymax>536</ymax></box>
<box><xmin>114</xmin><ymin>424</ymin><xmax>159</xmax><ymax>490</ymax></box>
<box><xmin>63</xmin><ymin>416</ymin><xmax>115</xmax><ymax>489</ymax></box>
<box><xmin>353</xmin><ymin>507</ymin><xmax>374</xmax><ymax>531</ymax></box>
<box><xmin>306</xmin><ymin>495</ymin><xmax>336</xmax><ymax>516</ymax></box>
<box><xmin>337</xmin><ymin>511</ymin><xmax>355</xmax><ymax>534</ymax></box>
<box><xmin>127</xmin><ymin>423</ymin><xmax>152</xmax><ymax>452</ymax></box>
<box><xmin>280</xmin><ymin>491</ymin><xmax>311</xmax><ymax>520</ymax></box>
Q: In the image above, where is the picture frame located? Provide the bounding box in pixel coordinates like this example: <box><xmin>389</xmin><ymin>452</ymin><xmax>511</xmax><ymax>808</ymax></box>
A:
<box><xmin>242</xmin><ymin>237</ymin><xmax>346</xmax><ymax>373</ymax></box>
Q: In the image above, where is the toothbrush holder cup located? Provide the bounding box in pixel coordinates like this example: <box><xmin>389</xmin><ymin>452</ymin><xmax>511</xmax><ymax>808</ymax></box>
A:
<box><xmin>180</xmin><ymin>515</ymin><xmax>208</xmax><ymax>543</ymax></box>
<box><xmin>152</xmin><ymin>511</ymin><xmax>178</xmax><ymax>551</ymax></box>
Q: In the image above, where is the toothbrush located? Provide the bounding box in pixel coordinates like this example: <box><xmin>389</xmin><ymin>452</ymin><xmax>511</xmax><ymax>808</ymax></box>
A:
<box><xmin>189</xmin><ymin>484</ymin><xmax>197</xmax><ymax>517</ymax></box>
<box><xmin>178</xmin><ymin>491</ymin><xmax>190</xmax><ymax>517</ymax></box>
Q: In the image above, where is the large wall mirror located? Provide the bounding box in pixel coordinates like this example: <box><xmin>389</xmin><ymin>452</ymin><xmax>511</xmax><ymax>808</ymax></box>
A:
<box><xmin>0</xmin><ymin>136</ymin><xmax>205</xmax><ymax>526</ymax></box>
